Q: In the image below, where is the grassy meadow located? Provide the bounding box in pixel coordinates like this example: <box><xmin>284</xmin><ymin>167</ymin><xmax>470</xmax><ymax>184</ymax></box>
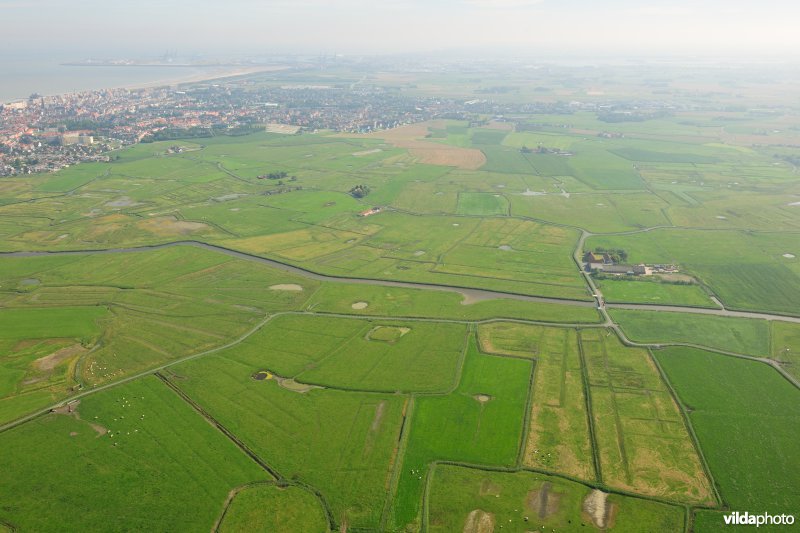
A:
<box><xmin>656</xmin><ymin>348</ymin><xmax>800</xmax><ymax>511</ymax></box>
<box><xmin>427</xmin><ymin>465</ymin><xmax>685</xmax><ymax>533</ymax></box>
<box><xmin>0</xmin><ymin>376</ymin><xmax>268</xmax><ymax>531</ymax></box>
<box><xmin>1</xmin><ymin>68</ymin><xmax>799</xmax><ymax>531</ymax></box>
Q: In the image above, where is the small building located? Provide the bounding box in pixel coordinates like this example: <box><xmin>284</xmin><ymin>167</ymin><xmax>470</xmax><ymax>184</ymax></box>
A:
<box><xmin>583</xmin><ymin>251</ymin><xmax>613</xmax><ymax>271</ymax></box>
<box><xmin>359</xmin><ymin>207</ymin><xmax>382</xmax><ymax>217</ymax></box>
<box><xmin>583</xmin><ymin>251</ymin><xmax>613</xmax><ymax>264</ymax></box>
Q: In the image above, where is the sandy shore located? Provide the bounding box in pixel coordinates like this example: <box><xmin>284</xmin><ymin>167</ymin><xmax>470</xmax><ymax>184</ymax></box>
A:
<box><xmin>3</xmin><ymin>65</ymin><xmax>289</xmax><ymax>104</ymax></box>
<box><xmin>121</xmin><ymin>65</ymin><xmax>290</xmax><ymax>90</ymax></box>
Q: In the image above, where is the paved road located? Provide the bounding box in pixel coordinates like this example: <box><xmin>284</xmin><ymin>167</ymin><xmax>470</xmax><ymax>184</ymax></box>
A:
<box><xmin>1</xmin><ymin>241</ymin><xmax>598</xmax><ymax>308</ymax></box>
<box><xmin>3</xmin><ymin>240</ymin><xmax>800</xmax><ymax>323</ymax></box>
<box><xmin>605</xmin><ymin>302</ymin><xmax>800</xmax><ymax>324</ymax></box>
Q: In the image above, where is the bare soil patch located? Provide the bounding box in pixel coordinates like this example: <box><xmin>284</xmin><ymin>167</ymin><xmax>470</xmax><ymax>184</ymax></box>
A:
<box><xmin>474</xmin><ymin>394</ymin><xmax>492</xmax><ymax>404</ymax></box>
<box><xmin>463</xmin><ymin>509</ymin><xmax>495</xmax><ymax>533</ymax></box>
<box><xmin>527</xmin><ymin>482</ymin><xmax>561</xmax><ymax>519</ymax></box>
<box><xmin>265</xmin><ymin>123</ymin><xmax>301</xmax><ymax>134</ymax></box>
<box><xmin>35</xmin><ymin>344</ymin><xmax>87</xmax><ymax>372</ymax></box>
<box><xmin>459</xmin><ymin>290</ymin><xmax>493</xmax><ymax>305</ymax></box>
<box><xmin>352</xmin><ymin>301</ymin><xmax>369</xmax><ymax>310</ymax></box>
<box><xmin>137</xmin><ymin>216</ymin><xmax>209</xmax><ymax>236</ymax></box>
<box><xmin>277</xmin><ymin>378</ymin><xmax>322</xmax><ymax>394</ymax></box>
<box><xmin>371</xmin><ymin>401</ymin><xmax>386</xmax><ymax>431</ymax></box>
<box><xmin>479</xmin><ymin>479</ymin><xmax>502</xmax><ymax>497</ymax></box>
<box><xmin>406</xmin><ymin>145</ymin><xmax>486</xmax><ymax>170</ymax></box>
<box><xmin>105</xmin><ymin>196</ymin><xmax>140</xmax><ymax>208</ymax></box>
<box><xmin>269</xmin><ymin>284</ymin><xmax>303</xmax><ymax>291</ymax></box>
<box><xmin>252</xmin><ymin>369</ymin><xmax>322</xmax><ymax>393</ymax></box>
<box><xmin>582</xmin><ymin>489</ymin><xmax>612</xmax><ymax>529</ymax></box>
<box><xmin>52</xmin><ymin>400</ymin><xmax>108</xmax><ymax>436</ymax></box>
<box><xmin>655</xmin><ymin>273</ymin><xmax>696</xmax><ymax>283</ymax></box>
<box><xmin>348</xmin><ymin>121</ymin><xmax>486</xmax><ymax>169</ymax></box>
<box><xmin>482</xmin><ymin>121</ymin><xmax>514</xmax><ymax>131</ymax></box>
<box><xmin>352</xmin><ymin>148</ymin><xmax>383</xmax><ymax>157</ymax></box>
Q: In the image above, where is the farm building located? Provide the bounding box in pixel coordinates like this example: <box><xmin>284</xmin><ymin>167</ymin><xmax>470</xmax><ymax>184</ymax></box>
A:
<box><xmin>583</xmin><ymin>251</ymin><xmax>613</xmax><ymax>271</ymax></box>
<box><xmin>595</xmin><ymin>264</ymin><xmax>648</xmax><ymax>275</ymax></box>
<box><xmin>359</xmin><ymin>207</ymin><xmax>382</xmax><ymax>217</ymax></box>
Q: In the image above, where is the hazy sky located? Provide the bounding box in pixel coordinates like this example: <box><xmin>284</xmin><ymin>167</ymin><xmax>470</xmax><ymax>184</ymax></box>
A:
<box><xmin>3</xmin><ymin>0</ymin><xmax>800</xmax><ymax>58</ymax></box>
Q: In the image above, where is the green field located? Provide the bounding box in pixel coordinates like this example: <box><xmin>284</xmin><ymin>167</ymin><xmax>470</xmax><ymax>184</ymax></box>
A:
<box><xmin>656</xmin><ymin>348</ymin><xmax>800</xmax><ymax>512</ymax></box>
<box><xmin>580</xmin><ymin>329</ymin><xmax>713</xmax><ymax>504</ymax></box>
<box><xmin>588</xmin><ymin>229</ymin><xmax>800</xmax><ymax>316</ymax></box>
<box><xmin>427</xmin><ymin>465</ymin><xmax>685</xmax><ymax>532</ymax></box>
<box><xmin>478</xmin><ymin>323</ymin><xmax>595</xmax><ymax>480</ymax></box>
<box><xmin>169</xmin><ymin>352</ymin><xmax>405</xmax><ymax>530</ymax></box>
<box><xmin>596</xmin><ymin>277</ymin><xmax>715</xmax><ymax>307</ymax></box>
<box><xmin>610</xmin><ymin>309</ymin><xmax>769</xmax><ymax>356</ymax></box>
<box><xmin>770</xmin><ymin>321</ymin><xmax>800</xmax><ymax>380</ymax></box>
<box><xmin>392</xmin><ymin>337</ymin><xmax>532</xmax><ymax>529</ymax></box>
<box><xmin>0</xmin><ymin>376</ymin><xmax>268</xmax><ymax>531</ymax></box>
<box><xmin>219</xmin><ymin>483</ymin><xmax>329</xmax><ymax>533</ymax></box>
<box><xmin>456</xmin><ymin>192</ymin><xmax>509</xmax><ymax>215</ymax></box>
<box><xmin>2</xmin><ymin>64</ymin><xmax>800</xmax><ymax>531</ymax></box>
<box><xmin>202</xmin><ymin>314</ymin><xmax>467</xmax><ymax>393</ymax></box>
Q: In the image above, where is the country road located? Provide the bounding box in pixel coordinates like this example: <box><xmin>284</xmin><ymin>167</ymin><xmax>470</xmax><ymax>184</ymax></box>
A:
<box><xmin>3</xmin><ymin>240</ymin><xmax>800</xmax><ymax>324</ymax></box>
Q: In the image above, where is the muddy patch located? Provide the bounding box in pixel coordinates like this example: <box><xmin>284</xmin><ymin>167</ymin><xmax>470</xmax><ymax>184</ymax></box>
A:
<box><xmin>521</xmin><ymin>189</ymin><xmax>545</xmax><ymax>196</ymax></box>
<box><xmin>138</xmin><ymin>216</ymin><xmax>209</xmax><ymax>236</ymax></box>
<box><xmin>269</xmin><ymin>284</ymin><xmax>303</xmax><ymax>291</ymax></box>
<box><xmin>352</xmin><ymin>148</ymin><xmax>383</xmax><ymax>157</ymax></box>
<box><xmin>252</xmin><ymin>369</ymin><xmax>322</xmax><ymax>393</ymax></box>
<box><xmin>371</xmin><ymin>401</ymin><xmax>386</xmax><ymax>431</ymax></box>
<box><xmin>213</xmin><ymin>193</ymin><xmax>245</xmax><ymax>202</ymax></box>
<box><xmin>351</xmin><ymin>301</ymin><xmax>369</xmax><ymax>310</ymax></box>
<box><xmin>20</xmin><ymin>278</ymin><xmax>40</xmax><ymax>286</ymax></box>
<box><xmin>498</xmin><ymin>245</ymin><xmax>514</xmax><ymax>251</ymax></box>
<box><xmin>35</xmin><ymin>344</ymin><xmax>87</xmax><ymax>372</ymax></box>
<box><xmin>463</xmin><ymin>509</ymin><xmax>495</xmax><ymax>533</ymax></box>
<box><xmin>479</xmin><ymin>479</ymin><xmax>501</xmax><ymax>497</ymax></box>
<box><xmin>52</xmin><ymin>400</ymin><xmax>108</xmax><ymax>437</ymax></box>
<box><xmin>413</xmin><ymin>250</ymin><xmax>426</xmax><ymax>256</ymax></box>
<box><xmin>527</xmin><ymin>482</ymin><xmax>560</xmax><ymax>519</ymax></box>
<box><xmin>582</xmin><ymin>489</ymin><xmax>612</xmax><ymax>529</ymax></box>
<box><xmin>105</xmin><ymin>196</ymin><xmax>140</xmax><ymax>208</ymax></box>
<box><xmin>367</xmin><ymin>325</ymin><xmax>411</xmax><ymax>343</ymax></box>
<box><xmin>277</xmin><ymin>378</ymin><xmax>322</xmax><ymax>393</ymax></box>
<box><xmin>474</xmin><ymin>394</ymin><xmax>492</xmax><ymax>404</ymax></box>
<box><xmin>459</xmin><ymin>290</ymin><xmax>493</xmax><ymax>306</ymax></box>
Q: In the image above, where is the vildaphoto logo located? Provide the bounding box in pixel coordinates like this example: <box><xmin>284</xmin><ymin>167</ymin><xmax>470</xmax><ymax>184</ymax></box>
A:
<box><xmin>723</xmin><ymin>512</ymin><xmax>795</xmax><ymax>527</ymax></box>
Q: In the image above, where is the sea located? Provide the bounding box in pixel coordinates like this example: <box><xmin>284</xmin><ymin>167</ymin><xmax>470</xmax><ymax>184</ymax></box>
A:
<box><xmin>0</xmin><ymin>54</ymin><xmax>226</xmax><ymax>103</ymax></box>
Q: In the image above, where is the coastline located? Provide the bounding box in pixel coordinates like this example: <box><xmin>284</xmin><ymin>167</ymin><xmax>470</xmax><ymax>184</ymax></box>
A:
<box><xmin>115</xmin><ymin>65</ymin><xmax>289</xmax><ymax>91</ymax></box>
<box><xmin>2</xmin><ymin>64</ymin><xmax>288</xmax><ymax>105</ymax></box>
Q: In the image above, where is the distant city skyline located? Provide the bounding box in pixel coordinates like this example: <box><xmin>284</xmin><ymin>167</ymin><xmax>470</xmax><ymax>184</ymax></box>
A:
<box><xmin>3</xmin><ymin>0</ymin><xmax>800</xmax><ymax>59</ymax></box>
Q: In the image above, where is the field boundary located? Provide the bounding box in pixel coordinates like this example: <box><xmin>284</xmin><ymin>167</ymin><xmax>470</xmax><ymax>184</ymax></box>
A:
<box><xmin>649</xmin><ymin>350</ymin><xmax>724</xmax><ymax>508</ymax></box>
<box><xmin>211</xmin><ymin>480</ymin><xmax>333</xmax><ymax>533</ymax></box>
<box><xmin>576</xmin><ymin>329</ymin><xmax>603</xmax><ymax>483</ymax></box>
